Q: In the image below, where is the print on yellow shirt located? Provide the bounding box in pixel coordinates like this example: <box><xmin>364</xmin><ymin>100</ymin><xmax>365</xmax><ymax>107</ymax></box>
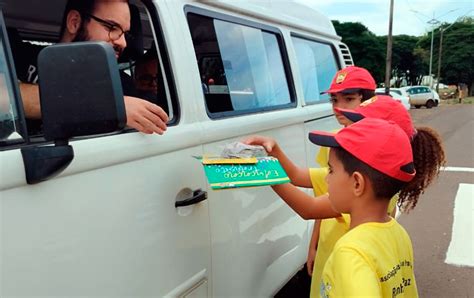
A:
<box><xmin>320</xmin><ymin>219</ymin><xmax>418</xmax><ymax>297</ymax></box>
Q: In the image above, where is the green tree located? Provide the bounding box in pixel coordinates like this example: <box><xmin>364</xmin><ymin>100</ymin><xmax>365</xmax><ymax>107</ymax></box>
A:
<box><xmin>378</xmin><ymin>35</ymin><xmax>425</xmax><ymax>86</ymax></box>
<box><xmin>332</xmin><ymin>20</ymin><xmax>386</xmax><ymax>84</ymax></box>
<box><xmin>392</xmin><ymin>35</ymin><xmax>426</xmax><ymax>86</ymax></box>
<box><xmin>417</xmin><ymin>17</ymin><xmax>474</xmax><ymax>94</ymax></box>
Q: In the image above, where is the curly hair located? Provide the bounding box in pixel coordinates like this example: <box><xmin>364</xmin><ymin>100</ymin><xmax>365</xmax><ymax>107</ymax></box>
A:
<box><xmin>398</xmin><ymin>126</ymin><xmax>446</xmax><ymax>211</ymax></box>
<box><xmin>334</xmin><ymin>126</ymin><xmax>446</xmax><ymax>213</ymax></box>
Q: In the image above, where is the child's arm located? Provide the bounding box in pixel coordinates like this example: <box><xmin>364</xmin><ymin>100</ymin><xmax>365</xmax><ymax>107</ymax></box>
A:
<box><xmin>271</xmin><ymin>183</ymin><xmax>340</xmax><ymax>219</ymax></box>
<box><xmin>243</xmin><ymin>136</ymin><xmax>312</xmax><ymax>188</ymax></box>
<box><xmin>307</xmin><ymin>220</ymin><xmax>321</xmax><ymax>276</ymax></box>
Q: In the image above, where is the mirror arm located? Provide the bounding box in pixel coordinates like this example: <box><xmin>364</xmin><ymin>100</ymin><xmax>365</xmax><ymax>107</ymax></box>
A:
<box><xmin>21</xmin><ymin>141</ymin><xmax>74</xmax><ymax>184</ymax></box>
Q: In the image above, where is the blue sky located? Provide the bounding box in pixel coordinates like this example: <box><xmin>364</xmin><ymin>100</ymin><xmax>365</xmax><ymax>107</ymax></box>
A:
<box><xmin>298</xmin><ymin>0</ymin><xmax>473</xmax><ymax>36</ymax></box>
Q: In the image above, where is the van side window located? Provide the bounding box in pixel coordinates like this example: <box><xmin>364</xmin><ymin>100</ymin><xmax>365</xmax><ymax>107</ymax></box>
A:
<box><xmin>292</xmin><ymin>36</ymin><xmax>339</xmax><ymax>104</ymax></box>
<box><xmin>0</xmin><ymin>17</ymin><xmax>25</xmax><ymax>146</ymax></box>
<box><xmin>187</xmin><ymin>12</ymin><xmax>294</xmax><ymax>117</ymax></box>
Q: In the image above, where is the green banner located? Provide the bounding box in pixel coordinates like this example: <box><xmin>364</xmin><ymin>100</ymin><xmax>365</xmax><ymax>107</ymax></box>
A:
<box><xmin>200</xmin><ymin>157</ymin><xmax>290</xmax><ymax>190</ymax></box>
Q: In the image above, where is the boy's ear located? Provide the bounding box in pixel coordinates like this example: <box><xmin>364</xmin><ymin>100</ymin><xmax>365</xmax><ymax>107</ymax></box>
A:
<box><xmin>352</xmin><ymin>171</ymin><xmax>366</xmax><ymax>197</ymax></box>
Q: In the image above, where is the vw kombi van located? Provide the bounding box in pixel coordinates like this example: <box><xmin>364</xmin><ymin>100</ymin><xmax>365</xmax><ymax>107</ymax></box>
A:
<box><xmin>0</xmin><ymin>0</ymin><xmax>353</xmax><ymax>296</ymax></box>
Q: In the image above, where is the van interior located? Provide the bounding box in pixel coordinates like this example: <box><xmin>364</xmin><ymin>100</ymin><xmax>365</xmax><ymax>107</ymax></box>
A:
<box><xmin>1</xmin><ymin>0</ymin><xmax>171</xmax><ymax>119</ymax></box>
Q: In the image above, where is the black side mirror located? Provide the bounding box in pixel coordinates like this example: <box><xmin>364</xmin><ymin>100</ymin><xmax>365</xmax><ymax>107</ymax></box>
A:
<box><xmin>21</xmin><ymin>42</ymin><xmax>126</xmax><ymax>184</ymax></box>
<box><xmin>39</xmin><ymin>41</ymin><xmax>126</xmax><ymax>140</ymax></box>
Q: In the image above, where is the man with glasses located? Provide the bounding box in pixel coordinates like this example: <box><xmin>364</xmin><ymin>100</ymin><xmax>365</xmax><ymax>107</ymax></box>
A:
<box><xmin>13</xmin><ymin>0</ymin><xmax>168</xmax><ymax>135</ymax></box>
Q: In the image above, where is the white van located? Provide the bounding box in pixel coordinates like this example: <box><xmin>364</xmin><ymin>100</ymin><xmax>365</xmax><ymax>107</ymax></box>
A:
<box><xmin>0</xmin><ymin>0</ymin><xmax>353</xmax><ymax>296</ymax></box>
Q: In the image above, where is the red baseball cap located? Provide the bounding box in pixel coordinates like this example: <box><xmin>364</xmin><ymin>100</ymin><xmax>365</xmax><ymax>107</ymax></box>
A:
<box><xmin>334</xmin><ymin>95</ymin><xmax>416</xmax><ymax>138</ymax></box>
<box><xmin>309</xmin><ymin>118</ymin><xmax>415</xmax><ymax>182</ymax></box>
<box><xmin>322</xmin><ymin>66</ymin><xmax>376</xmax><ymax>94</ymax></box>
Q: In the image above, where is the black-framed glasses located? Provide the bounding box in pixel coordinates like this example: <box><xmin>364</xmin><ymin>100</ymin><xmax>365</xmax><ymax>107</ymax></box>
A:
<box><xmin>83</xmin><ymin>13</ymin><xmax>130</xmax><ymax>41</ymax></box>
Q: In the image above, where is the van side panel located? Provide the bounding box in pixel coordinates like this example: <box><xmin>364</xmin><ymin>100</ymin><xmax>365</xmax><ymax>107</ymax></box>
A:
<box><xmin>1</xmin><ymin>132</ymin><xmax>212</xmax><ymax>296</ymax></box>
<box><xmin>199</xmin><ymin>113</ymin><xmax>309</xmax><ymax>296</ymax></box>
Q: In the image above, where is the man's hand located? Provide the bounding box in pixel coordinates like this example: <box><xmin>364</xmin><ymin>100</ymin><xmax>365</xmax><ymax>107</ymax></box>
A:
<box><xmin>242</xmin><ymin>135</ymin><xmax>278</xmax><ymax>154</ymax></box>
<box><xmin>124</xmin><ymin>96</ymin><xmax>169</xmax><ymax>134</ymax></box>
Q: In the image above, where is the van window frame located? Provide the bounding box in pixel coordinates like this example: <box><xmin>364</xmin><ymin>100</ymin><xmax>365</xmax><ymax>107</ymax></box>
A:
<box><xmin>290</xmin><ymin>32</ymin><xmax>341</xmax><ymax>106</ymax></box>
<box><xmin>184</xmin><ymin>5</ymin><xmax>297</xmax><ymax>119</ymax></box>
<box><xmin>0</xmin><ymin>9</ymin><xmax>29</xmax><ymax>150</ymax></box>
<box><xmin>141</xmin><ymin>0</ymin><xmax>180</xmax><ymax>125</ymax></box>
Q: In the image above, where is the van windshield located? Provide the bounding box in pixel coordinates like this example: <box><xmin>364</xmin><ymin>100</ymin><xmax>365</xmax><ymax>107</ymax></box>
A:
<box><xmin>0</xmin><ymin>26</ymin><xmax>24</xmax><ymax>143</ymax></box>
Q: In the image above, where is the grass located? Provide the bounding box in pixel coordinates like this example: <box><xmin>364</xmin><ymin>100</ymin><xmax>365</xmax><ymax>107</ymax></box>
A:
<box><xmin>445</xmin><ymin>97</ymin><xmax>474</xmax><ymax>105</ymax></box>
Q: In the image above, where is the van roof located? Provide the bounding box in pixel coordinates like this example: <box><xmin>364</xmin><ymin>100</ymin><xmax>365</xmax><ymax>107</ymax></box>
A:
<box><xmin>2</xmin><ymin>0</ymin><xmax>146</xmax><ymax>41</ymax></box>
<box><xmin>198</xmin><ymin>0</ymin><xmax>339</xmax><ymax>39</ymax></box>
<box><xmin>2</xmin><ymin>0</ymin><xmax>340</xmax><ymax>41</ymax></box>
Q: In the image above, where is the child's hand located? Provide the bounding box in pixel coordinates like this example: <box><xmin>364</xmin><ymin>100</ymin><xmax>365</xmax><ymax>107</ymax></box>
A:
<box><xmin>306</xmin><ymin>248</ymin><xmax>316</xmax><ymax>276</ymax></box>
<box><xmin>242</xmin><ymin>135</ymin><xmax>277</xmax><ymax>154</ymax></box>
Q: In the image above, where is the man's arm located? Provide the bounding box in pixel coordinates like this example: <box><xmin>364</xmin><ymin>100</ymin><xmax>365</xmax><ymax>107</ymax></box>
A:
<box><xmin>18</xmin><ymin>82</ymin><xmax>168</xmax><ymax>134</ymax></box>
<box><xmin>19</xmin><ymin>82</ymin><xmax>41</xmax><ymax>118</ymax></box>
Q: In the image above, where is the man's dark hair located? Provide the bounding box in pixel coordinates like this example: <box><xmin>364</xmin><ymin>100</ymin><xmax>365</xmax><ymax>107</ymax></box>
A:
<box><xmin>59</xmin><ymin>0</ymin><xmax>96</xmax><ymax>39</ymax></box>
<box><xmin>333</xmin><ymin>147</ymin><xmax>406</xmax><ymax>200</ymax></box>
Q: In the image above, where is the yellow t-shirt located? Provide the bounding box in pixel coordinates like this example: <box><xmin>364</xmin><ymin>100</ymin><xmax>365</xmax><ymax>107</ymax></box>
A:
<box><xmin>320</xmin><ymin>218</ymin><xmax>418</xmax><ymax>297</ymax></box>
<box><xmin>309</xmin><ymin>146</ymin><xmax>398</xmax><ymax>298</ymax></box>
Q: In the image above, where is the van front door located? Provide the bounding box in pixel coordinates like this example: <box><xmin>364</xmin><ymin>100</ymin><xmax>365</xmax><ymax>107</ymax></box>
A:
<box><xmin>0</xmin><ymin>15</ymin><xmax>211</xmax><ymax>296</ymax></box>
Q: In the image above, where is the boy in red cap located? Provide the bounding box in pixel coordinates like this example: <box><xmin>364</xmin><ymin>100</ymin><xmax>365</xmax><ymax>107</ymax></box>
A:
<box><xmin>244</xmin><ymin>66</ymin><xmax>397</xmax><ymax>293</ymax></box>
<box><xmin>308</xmin><ymin>118</ymin><xmax>418</xmax><ymax>297</ymax></box>
<box><xmin>334</xmin><ymin>95</ymin><xmax>415</xmax><ymax>137</ymax></box>
<box><xmin>325</xmin><ymin>66</ymin><xmax>377</xmax><ymax>127</ymax></box>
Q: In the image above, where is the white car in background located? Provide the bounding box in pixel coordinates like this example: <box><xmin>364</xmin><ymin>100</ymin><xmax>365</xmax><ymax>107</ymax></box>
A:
<box><xmin>431</xmin><ymin>88</ymin><xmax>440</xmax><ymax>106</ymax></box>
<box><xmin>401</xmin><ymin>86</ymin><xmax>438</xmax><ymax>109</ymax></box>
<box><xmin>375</xmin><ymin>88</ymin><xmax>410</xmax><ymax>110</ymax></box>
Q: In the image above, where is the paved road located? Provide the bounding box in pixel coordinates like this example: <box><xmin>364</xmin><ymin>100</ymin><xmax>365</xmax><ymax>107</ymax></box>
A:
<box><xmin>398</xmin><ymin>104</ymin><xmax>474</xmax><ymax>297</ymax></box>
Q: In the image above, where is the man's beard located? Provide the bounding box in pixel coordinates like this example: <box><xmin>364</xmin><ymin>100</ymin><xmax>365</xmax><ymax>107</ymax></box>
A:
<box><xmin>72</xmin><ymin>23</ymin><xmax>123</xmax><ymax>58</ymax></box>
